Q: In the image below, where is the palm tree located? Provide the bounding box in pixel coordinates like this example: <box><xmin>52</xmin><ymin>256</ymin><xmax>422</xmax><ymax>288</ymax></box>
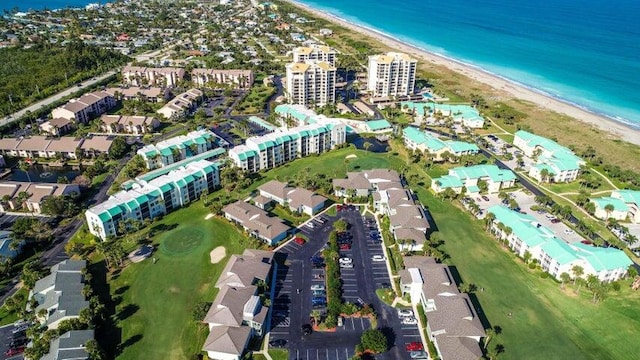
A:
<box><xmin>571</xmin><ymin>265</ymin><xmax>584</xmax><ymax>293</ymax></box>
<box><xmin>18</xmin><ymin>160</ymin><xmax>32</xmax><ymax>182</ymax></box>
<box><xmin>560</xmin><ymin>272</ymin><xmax>571</xmax><ymax>289</ymax></box>
<box><xmin>540</xmin><ymin>168</ymin><xmax>550</xmax><ymax>183</ymax></box>
<box><xmin>484</xmin><ymin>212</ymin><xmax>496</xmax><ymax>231</ymax></box>
<box><xmin>604</xmin><ymin>203</ymin><xmax>614</xmax><ymax>219</ymax></box>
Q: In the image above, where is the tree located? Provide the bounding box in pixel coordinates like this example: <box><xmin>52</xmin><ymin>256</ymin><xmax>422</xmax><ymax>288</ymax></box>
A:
<box><xmin>85</xmin><ymin>339</ymin><xmax>104</xmax><ymax>360</ymax></box>
<box><xmin>571</xmin><ymin>265</ymin><xmax>584</xmax><ymax>291</ymax></box>
<box><xmin>192</xmin><ymin>301</ymin><xmax>212</xmax><ymax>321</ymax></box>
<box><xmin>109</xmin><ymin>136</ymin><xmax>129</xmax><ymax>159</ymax></box>
<box><xmin>484</xmin><ymin>212</ymin><xmax>496</xmax><ymax>231</ymax></box>
<box><xmin>604</xmin><ymin>203</ymin><xmax>614</xmax><ymax>219</ymax></box>
<box><xmin>560</xmin><ymin>272</ymin><xmax>571</xmax><ymax>289</ymax></box>
<box><xmin>539</xmin><ymin>168</ymin><xmax>550</xmax><ymax>183</ymax></box>
<box><xmin>360</xmin><ymin>329</ymin><xmax>388</xmax><ymax>353</ymax></box>
<box><xmin>477</xmin><ymin>179</ymin><xmax>489</xmax><ymax>193</ymax></box>
<box><xmin>333</xmin><ymin>219</ymin><xmax>348</xmax><ymax>233</ymax></box>
<box><xmin>20</xmin><ymin>261</ymin><xmax>43</xmax><ymax>289</ymax></box>
<box><xmin>363</xmin><ymin>141</ymin><xmax>372</xmax><ymax>152</ymax></box>
<box><xmin>18</xmin><ymin>160</ymin><xmax>32</xmax><ymax>182</ymax></box>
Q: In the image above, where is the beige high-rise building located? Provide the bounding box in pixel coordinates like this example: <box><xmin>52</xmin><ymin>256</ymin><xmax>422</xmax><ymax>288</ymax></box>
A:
<box><xmin>367</xmin><ymin>52</ymin><xmax>417</xmax><ymax>98</ymax></box>
<box><xmin>285</xmin><ymin>61</ymin><xmax>336</xmax><ymax>106</ymax></box>
<box><xmin>292</xmin><ymin>45</ymin><xmax>337</xmax><ymax>67</ymax></box>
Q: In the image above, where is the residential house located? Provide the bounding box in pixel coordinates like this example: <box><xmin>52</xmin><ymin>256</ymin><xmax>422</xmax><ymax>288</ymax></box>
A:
<box><xmin>41</xmin><ymin>330</ymin><xmax>94</xmax><ymax>360</ymax></box>
<box><xmin>257</xmin><ymin>180</ymin><xmax>327</xmax><ymax>215</ymax></box>
<box><xmin>488</xmin><ymin>206</ymin><xmax>632</xmax><ymax>282</ymax></box>
<box><xmin>400</xmin><ymin>256</ymin><xmax>485</xmax><ymax>360</ymax></box>
<box><xmin>137</xmin><ymin>129</ymin><xmax>221</xmax><ymax>169</ymax></box>
<box><xmin>333</xmin><ymin>169</ymin><xmax>401</xmax><ymax>198</ymax></box>
<box><xmin>222</xmin><ymin>201</ymin><xmax>290</xmax><ymax>245</ymax></box>
<box><xmin>121</xmin><ymin>66</ymin><xmax>186</xmax><ymax>87</ymax></box>
<box><xmin>192</xmin><ymin>69</ymin><xmax>254</xmax><ymax>89</ymax></box>
<box><xmin>157</xmin><ymin>88</ymin><xmax>203</xmax><ymax>119</ymax></box>
<box><xmin>591</xmin><ymin>190</ymin><xmax>640</xmax><ymax>223</ymax></box>
<box><xmin>29</xmin><ymin>260</ymin><xmax>88</xmax><ymax>329</ymax></box>
<box><xmin>39</xmin><ymin>118</ymin><xmax>74</xmax><ymax>136</ymax></box>
<box><xmin>51</xmin><ymin>91</ymin><xmax>116</xmax><ymax>124</ymax></box>
<box><xmin>431</xmin><ymin>165</ymin><xmax>517</xmax><ymax>195</ymax></box>
<box><xmin>85</xmin><ymin>160</ymin><xmax>220</xmax><ymax>239</ymax></box>
<box><xmin>513</xmin><ymin>130</ymin><xmax>585</xmax><ymax>183</ymax></box>
<box><xmin>0</xmin><ymin>182</ymin><xmax>80</xmax><ymax>214</ymax></box>
<box><xmin>403</xmin><ymin>127</ymin><xmax>479</xmax><ymax>161</ymax></box>
<box><xmin>203</xmin><ymin>249</ymin><xmax>275</xmax><ymax>360</ymax></box>
<box><xmin>100</xmin><ymin>115</ymin><xmax>160</xmax><ymax>135</ymax></box>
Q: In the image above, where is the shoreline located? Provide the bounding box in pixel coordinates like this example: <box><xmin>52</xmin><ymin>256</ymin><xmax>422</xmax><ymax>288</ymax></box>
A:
<box><xmin>283</xmin><ymin>0</ymin><xmax>640</xmax><ymax>146</ymax></box>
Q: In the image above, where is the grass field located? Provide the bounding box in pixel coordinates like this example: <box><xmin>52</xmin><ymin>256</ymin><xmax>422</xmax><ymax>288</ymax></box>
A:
<box><xmin>109</xmin><ymin>203</ymin><xmax>245</xmax><ymax>360</ymax></box>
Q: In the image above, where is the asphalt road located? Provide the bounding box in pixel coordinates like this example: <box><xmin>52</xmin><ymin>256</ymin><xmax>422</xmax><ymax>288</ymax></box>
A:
<box><xmin>0</xmin><ymin>71</ymin><xmax>117</xmax><ymax>128</ymax></box>
<box><xmin>270</xmin><ymin>208</ymin><xmax>419</xmax><ymax>360</ymax></box>
<box><xmin>0</xmin><ymin>324</ymin><xmax>25</xmax><ymax>360</ymax></box>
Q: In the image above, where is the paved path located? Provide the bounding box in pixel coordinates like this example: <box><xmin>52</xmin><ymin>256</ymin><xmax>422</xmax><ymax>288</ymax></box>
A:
<box><xmin>1</xmin><ymin>71</ymin><xmax>117</xmax><ymax>127</ymax></box>
<box><xmin>591</xmin><ymin>167</ymin><xmax>619</xmax><ymax>190</ymax></box>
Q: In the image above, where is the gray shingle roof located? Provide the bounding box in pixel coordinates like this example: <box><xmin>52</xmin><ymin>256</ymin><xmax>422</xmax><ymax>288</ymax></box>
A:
<box><xmin>41</xmin><ymin>330</ymin><xmax>93</xmax><ymax>360</ymax></box>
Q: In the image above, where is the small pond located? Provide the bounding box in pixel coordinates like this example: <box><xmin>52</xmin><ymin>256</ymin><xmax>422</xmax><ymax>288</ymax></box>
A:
<box><xmin>350</xmin><ymin>135</ymin><xmax>389</xmax><ymax>153</ymax></box>
<box><xmin>7</xmin><ymin>164</ymin><xmax>81</xmax><ymax>183</ymax></box>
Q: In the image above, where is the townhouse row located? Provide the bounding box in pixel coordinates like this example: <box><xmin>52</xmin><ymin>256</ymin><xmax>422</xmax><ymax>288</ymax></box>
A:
<box><xmin>488</xmin><ymin>206</ymin><xmax>631</xmax><ymax>282</ymax></box>
<box><xmin>85</xmin><ymin>159</ymin><xmax>220</xmax><ymax>239</ymax></box>
<box><xmin>222</xmin><ymin>201</ymin><xmax>291</xmax><ymax>245</ymax></box>
<box><xmin>0</xmin><ymin>182</ymin><xmax>80</xmax><ymax>214</ymax></box>
<box><xmin>333</xmin><ymin>169</ymin><xmax>431</xmax><ymax>252</ymax></box>
<box><xmin>401</xmin><ymin>256</ymin><xmax>485</xmax><ymax>360</ymax></box>
<box><xmin>156</xmin><ymin>88</ymin><xmax>203</xmax><ymax>120</ymax></box>
<box><xmin>591</xmin><ymin>190</ymin><xmax>640</xmax><ymax>223</ymax></box>
<box><xmin>256</xmin><ymin>180</ymin><xmax>327</xmax><ymax>216</ymax></box>
<box><xmin>202</xmin><ymin>249</ymin><xmax>275</xmax><ymax>360</ymax></box>
<box><xmin>137</xmin><ymin>129</ymin><xmax>223</xmax><ymax>170</ymax></box>
<box><xmin>51</xmin><ymin>90</ymin><xmax>117</xmax><ymax>125</ymax></box>
<box><xmin>0</xmin><ymin>135</ymin><xmax>115</xmax><ymax>159</ymax></box>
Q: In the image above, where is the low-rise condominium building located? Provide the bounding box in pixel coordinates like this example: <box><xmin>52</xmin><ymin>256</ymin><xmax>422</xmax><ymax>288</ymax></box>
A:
<box><xmin>191</xmin><ymin>69</ymin><xmax>254</xmax><ymax>89</ymax></box>
<box><xmin>488</xmin><ymin>206</ymin><xmax>632</xmax><ymax>282</ymax></box>
<box><xmin>203</xmin><ymin>249</ymin><xmax>275</xmax><ymax>360</ymax></box>
<box><xmin>257</xmin><ymin>180</ymin><xmax>327</xmax><ymax>215</ymax></box>
<box><xmin>591</xmin><ymin>190</ymin><xmax>640</xmax><ymax>223</ymax></box>
<box><xmin>137</xmin><ymin>129</ymin><xmax>222</xmax><ymax>169</ymax></box>
<box><xmin>85</xmin><ymin>160</ymin><xmax>220</xmax><ymax>239</ymax></box>
<box><xmin>0</xmin><ymin>182</ymin><xmax>80</xmax><ymax>214</ymax></box>
<box><xmin>228</xmin><ymin>122</ymin><xmax>346</xmax><ymax>173</ymax></box>
<box><xmin>51</xmin><ymin>91</ymin><xmax>116</xmax><ymax>124</ymax></box>
<box><xmin>42</xmin><ymin>330</ymin><xmax>94</xmax><ymax>360</ymax></box>
<box><xmin>432</xmin><ymin>165</ymin><xmax>517</xmax><ymax>194</ymax></box>
<box><xmin>156</xmin><ymin>88</ymin><xmax>203</xmax><ymax>120</ymax></box>
<box><xmin>39</xmin><ymin>118</ymin><xmax>74</xmax><ymax>136</ymax></box>
<box><xmin>513</xmin><ymin>130</ymin><xmax>585</xmax><ymax>183</ymax></box>
<box><xmin>400</xmin><ymin>256</ymin><xmax>485</xmax><ymax>360</ymax></box>
<box><xmin>403</xmin><ymin>127</ymin><xmax>480</xmax><ymax>161</ymax></box>
<box><xmin>401</xmin><ymin>102</ymin><xmax>485</xmax><ymax>128</ymax></box>
<box><xmin>222</xmin><ymin>201</ymin><xmax>290</xmax><ymax>245</ymax></box>
<box><xmin>367</xmin><ymin>52</ymin><xmax>417</xmax><ymax>98</ymax></box>
<box><xmin>100</xmin><ymin>114</ymin><xmax>160</xmax><ymax>135</ymax></box>
<box><xmin>105</xmin><ymin>86</ymin><xmax>165</xmax><ymax>103</ymax></box>
<box><xmin>121</xmin><ymin>66</ymin><xmax>186</xmax><ymax>87</ymax></box>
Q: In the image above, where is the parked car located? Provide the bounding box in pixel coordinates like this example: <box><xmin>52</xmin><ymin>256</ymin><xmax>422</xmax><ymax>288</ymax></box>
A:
<box><xmin>339</xmin><ymin>263</ymin><xmax>354</xmax><ymax>269</ymax></box>
<box><xmin>551</xmin><ymin>218</ymin><xmax>561</xmax><ymax>224</ymax></box>
<box><xmin>339</xmin><ymin>243</ymin><xmax>352</xmax><ymax>250</ymax></box>
<box><xmin>306</xmin><ymin>222</ymin><xmax>315</xmax><ymax>229</ymax></box>
<box><xmin>379</xmin><ymin>282</ymin><xmax>392</xmax><ymax>289</ymax></box>
<box><xmin>405</xmin><ymin>342</ymin><xmax>424</xmax><ymax>351</ymax></box>
<box><xmin>402</xmin><ymin>317</ymin><xmax>418</xmax><ymax>325</ymax></box>
<box><xmin>410</xmin><ymin>350</ymin><xmax>429</xmax><ymax>359</ymax></box>
<box><xmin>312</xmin><ymin>290</ymin><xmax>325</xmax><ymax>296</ymax></box>
<box><xmin>294</xmin><ymin>237</ymin><xmax>306</xmax><ymax>245</ymax></box>
<box><xmin>5</xmin><ymin>347</ymin><xmax>25</xmax><ymax>356</ymax></box>
<box><xmin>310</xmin><ymin>285</ymin><xmax>325</xmax><ymax>291</ymax></box>
<box><xmin>269</xmin><ymin>339</ymin><xmax>287</xmax><ymax>348</ymax></box>
<box><xmin>371</xmin><ymin>255</ymin><xmax>386</xmax><ymax>262</ymax></box>
<box><xmin>581</xmin><ymin>240</ymin><xmax>593</xmax><ymax>245</ymax></box>
<box><xmin>563</xmin><ymin>229</ymin><xmax>575</xmax><ymax>235</ymax></box>
<box><xmin>339</xmin><ymin>257</ymin><xmax>353</xmax><ymax>264</ymax></box>
<box><xmin>482</xmin><ymin>195</ymin><xmax>490</xmax><ymax>201</ymax></box>
<box><xmin>398</xmin><ymin>309</ymin><xmax>414</xmax><ymax>318</ymax></box>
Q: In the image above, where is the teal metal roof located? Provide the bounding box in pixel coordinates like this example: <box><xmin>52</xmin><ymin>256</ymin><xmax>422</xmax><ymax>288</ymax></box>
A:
<box><xmin>237</xmin><ymin>150</ymin><xmax>257</xmax><ymax>161</ymax></box>
<box><xmin>160</xmin><ymin>148</ymin><xmax>173</xmax><ymax>157</ymax></box>
<box><xmin>573</xmin><ymin>243</ymin><xmax>632</xmax><ymax>271</ymax></box>
<box><xmin>540</xmin><ymin>239</ymin><xmax>578</xmax><ymax>265</ymax></box>
<box><xmin>184</xmin><ymin>175</ymin><xmax>195</xmax><ymax>183</ymax></box>
<box><xmin>176</xmin><ymin>178</ymin><xmax>187</xmax><ymax>188</ymax></box>
<box><xmin>144</xmin><ymin>149</ymin><xmax>159</xmax><ymax>158</ymax></box>
<box><xmin>590</xmin><ymin>197</ymin><xmax>628</xmax><ymax>212</ymax></box>
<box><xmin>614</xmin><ymin>190</ymin><xmax>640</xmax><ymax>205</ymax></box>
<box><xmin>194</xmin><ymin>137</ymin><xmax>207</xmax><ymax>145</ymax></box>
<box><xmin>248</xmin><ymin>116</ymin><xmax>277</xmax><ymax>131</ymax></box>
<box><xmin>160</xmin><ymin>183</ymin><xmax>173</xmax><ymax>193</ymax></box>
<box><xmin>366</xmin><ymin>119</ymin><xmax>391</xmax><ymax>131</ymax></box>
<box><xmin>107</xmin><ymin>206</ymin><xmax>122</xmax><ymax>217</ymax></box>
<box><xmin>402</xmin><ymin>127</ymin><xmax>446</xmax><ymax>151</ymax></box>
<box><xmin>450</xmin><ymin>165</ymin><xmax>516</xmax><ymax>183</ymax></box>
<box><xmin>126</xmin><ymin>199</ymin><xmax>140</xmax><ymax>210</ymax></box>
<box><xmin>446</xmin><ymin>141</ymin><xmax>480</xmax><ymax>154</ymax></box>
<box><xmin>137</xmin><ymin>149</ymin><xmax>225</xmax><ymax>182</ymax></box>
<box><xmin>433</xmin><ymin>175</ymin><xmax>464</xmax><ymax>189</ymax></box>
<box><xmin>488</xmin><ymin>206</ymin><xmax>553</xmax><ymax>248</ymax></box>
<box><xmin>466</xmin><ymin>185</ymin><xmax>480</xmax><ymax>193</ymax></box>
<box><xmin>516</xmin><ymin>130</ymin><xmax>584</xmax><ymax>171</ymax></box>
<box><xmin>98</xmin><ymin>212</ymin><xmax>111</xmax><ymax>222</ymax></box>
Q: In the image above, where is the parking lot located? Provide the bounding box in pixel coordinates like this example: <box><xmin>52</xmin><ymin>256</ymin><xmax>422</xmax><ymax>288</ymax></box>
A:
<box><xmin>269</xmin><ymin>206</ymin><xmax>422</xmax><ymax>360</ymax></box>
<box><xmin>0</xmin><ymin>323</ymin><xmax>26</xmax><ymax>360</ymax></box>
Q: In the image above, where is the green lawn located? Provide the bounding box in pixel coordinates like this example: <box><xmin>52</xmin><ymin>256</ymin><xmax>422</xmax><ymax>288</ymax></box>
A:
<box><xmin>109</xmin><ymin>203</ymin><xmax>246</xmax><ymax>360</ymax></box>
<box><xmin>270</xmin><ymin>205</ymin><xmax>310</xmax><ymax>226</ymax></box>
<box><xmin>548</xmin><ymin>181</ymin><xmax>614</xmax><ymax>194</ymax></box>
<box><xmin>409</xmin><ymin>181</ymin><xmax>640</xmax><ymax>359</ymax></box>
<box><xmin>268</xmin><ymin>349</ymin><xmax>289</xmax><ymax>360</ymax></box>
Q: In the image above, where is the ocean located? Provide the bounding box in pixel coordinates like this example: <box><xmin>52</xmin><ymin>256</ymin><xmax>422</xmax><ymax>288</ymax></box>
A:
<box><xmin>1</xmin><ymin>0</ymin><xmax>102</xmax><ymax>12</ymax></box>
<box><xmin>297</xmin><ymin>0</ymin><xmax>640</xmax><ymax>128</ymax></box>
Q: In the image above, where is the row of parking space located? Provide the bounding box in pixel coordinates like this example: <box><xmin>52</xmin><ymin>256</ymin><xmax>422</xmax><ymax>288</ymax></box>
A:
<box><xmin>270</xmin><ymin>266</ymin><xmax>294</xmax><ymax>340</ymax></box>
<box><xmin>291</xmin><ymin>347</ymin><xmax>356</xmax><ymax>360</ymax></box>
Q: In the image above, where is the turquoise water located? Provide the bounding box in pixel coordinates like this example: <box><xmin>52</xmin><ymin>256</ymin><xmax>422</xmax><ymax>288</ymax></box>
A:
<box><xmin>297</xmin><ymin>0</ymin><xmax>640</xmax><ymax>128</ymax></box>
<box><xmin>2</xmin><ymin>0</ymin><xmax>101</xmax><ymax>11</ymax></box>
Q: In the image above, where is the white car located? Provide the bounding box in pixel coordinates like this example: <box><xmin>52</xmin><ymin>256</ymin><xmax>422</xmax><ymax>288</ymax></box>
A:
<box><xmin>564</xmin><ymin>229</ymin><xmax>575</xmax><ymax>235</ymax></box>
<box><xmin>340</xmin><ymin>263</ymin><xmax>354</xmax><ymax>269</ymax></box>
<box><xmin>397</xmin><ymin>309</ymin><xmax>414</xmax><ymax>318</ymax></box>
<box><xmin>402</xmin><ymin>317</ymin><xmax>418</xmax><ymax>325</ymax></box>
<box><xmin>372</xmin><ymin>255</ymin><xmax>386</xmax><ymax>262</ymax></box>
<box><xmin>310</xmin><ymin>285</ymin><xmax>325</xmax><ymax>291</ymax></box>
<box><xmin>339</xmin><ymin>257</ymin><xmax>353</xmax><ymax>264</ymax></box>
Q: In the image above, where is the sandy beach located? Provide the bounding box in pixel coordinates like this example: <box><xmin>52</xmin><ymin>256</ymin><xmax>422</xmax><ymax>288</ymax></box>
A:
<box><xmin>284</xmin><ymin>0</ymin><xmax>640</xmax><ymax>146</ymax></box>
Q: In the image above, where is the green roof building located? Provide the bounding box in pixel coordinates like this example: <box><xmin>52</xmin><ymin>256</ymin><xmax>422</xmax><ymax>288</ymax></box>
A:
<box><xmin>432</xmin><ymin>165</ymin><xmax>516</xmax><ymax>194</ymax></box>
<box><xmin>403</xmin><ymin>126</ymin><xmax>479</xmax><ymax>161</ymax></box>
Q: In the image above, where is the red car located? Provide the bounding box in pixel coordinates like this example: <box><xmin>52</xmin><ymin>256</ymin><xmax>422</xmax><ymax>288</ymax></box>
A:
<box><xmin>339</xmin><ymin>243</ymin><xmax>351</xmax><ymax>250</ymax></box>
<box><xmin>581</xmin><ymin>240</ymin><xmax>593</xmax><ymax>245</ymax></box>
<box><xmin>294</xmin><ymin>237</ymin><xmax>306</xmax><ymax>245</ymax></box>
<box><xmin>5</xmin><ymin>347</ymin><xmax>25</xmax><ymax>356</ymax></box>
<box><xmin>405</xmin><ymin>342</ymin><xmax>424</xmax><ymax>352</ymax></box>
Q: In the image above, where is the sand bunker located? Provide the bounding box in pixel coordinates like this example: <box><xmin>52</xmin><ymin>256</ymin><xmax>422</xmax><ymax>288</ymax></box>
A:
<box><xmin>205</xmin><ymin>213</ymin><xmax>215</xmax><ymax>220</ymax></box>
<box><xmin>210</xmin><ymin>246</ymin><xmax>226</xmax><ymax>264</ymax></box>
